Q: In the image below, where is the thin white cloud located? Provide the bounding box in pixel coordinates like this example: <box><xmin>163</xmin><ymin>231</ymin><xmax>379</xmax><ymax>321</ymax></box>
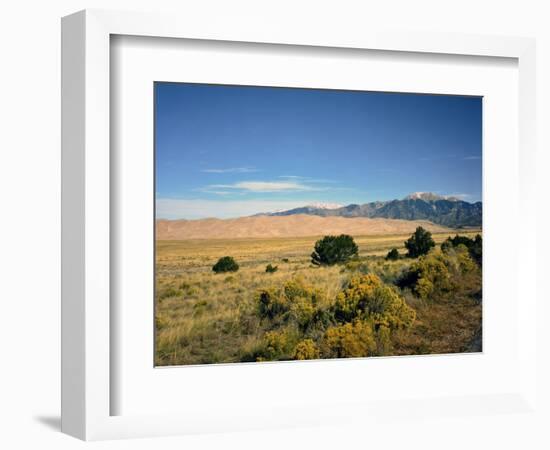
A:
<box><xmin>156</xmin><ymin>198</ymin><xmax>318</xmax><ymax>220</ymax></box>
<box><xmin>205</xmin><ymin>180</ymin><xmax>328</xmax><ymax>193</ymax></box>
<box><xmin>201</xmin><ymin>167</ymin><xmax>258</xmax><ymax>173</ymax></box>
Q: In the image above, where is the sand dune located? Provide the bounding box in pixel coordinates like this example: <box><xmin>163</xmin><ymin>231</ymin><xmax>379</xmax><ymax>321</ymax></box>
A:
<box><xmin>156</xmin><ymin>214</ymin><xmax>450</xmax><ymax>240</ymax></box>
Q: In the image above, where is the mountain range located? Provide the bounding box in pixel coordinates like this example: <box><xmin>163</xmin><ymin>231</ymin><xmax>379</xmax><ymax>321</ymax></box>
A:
<box><xmin>259</xmin><ymin>192</ymin><xmax>482</xmax><ymax>228</ymax></box>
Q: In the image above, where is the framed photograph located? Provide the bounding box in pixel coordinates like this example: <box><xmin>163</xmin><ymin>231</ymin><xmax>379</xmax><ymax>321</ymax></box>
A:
<box><xmin>62</xmin><ymin>9</ymin><xmax>537</xmax><ymax>440</ymax></box>
<box><xmin>153</xmin><ymin>82</ymin><xmax>483</xmax><ymax>367</ymax></box>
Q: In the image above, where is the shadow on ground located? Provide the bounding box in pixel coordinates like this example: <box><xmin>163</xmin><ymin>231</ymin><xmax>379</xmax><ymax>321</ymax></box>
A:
<box><xmin>34</xmin><ymin>415</ymin><xmax>61</xmax><ymax>431</ymax></box>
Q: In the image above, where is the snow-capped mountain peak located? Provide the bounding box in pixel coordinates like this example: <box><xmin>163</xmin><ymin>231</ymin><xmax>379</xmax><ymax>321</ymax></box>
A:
<box><xmin>305</xmin><ymin>202</ymin><xmax>344</xmax><ymax>210</ymax></box>
<box><xmin>405</xmin><ymin>192</ymin><xmax>460</xmax><ymax>202</ymax></box>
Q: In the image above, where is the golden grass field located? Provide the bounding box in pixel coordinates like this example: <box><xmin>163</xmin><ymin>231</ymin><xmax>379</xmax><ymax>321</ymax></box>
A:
<box><xmin>155</xmin><ymin>230</ymin><xmax>482</xmax><ymax>366</ymax></box>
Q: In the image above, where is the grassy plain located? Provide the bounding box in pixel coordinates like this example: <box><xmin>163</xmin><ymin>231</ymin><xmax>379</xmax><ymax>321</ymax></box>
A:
<box><xmin>155</xmin><ymin>230</ymin><xmax>482</xmax><ymax>366</ymax></box>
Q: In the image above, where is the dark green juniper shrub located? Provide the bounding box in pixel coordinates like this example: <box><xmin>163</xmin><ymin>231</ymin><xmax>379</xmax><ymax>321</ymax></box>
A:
<box><xmin>311</xmin><ymin>234</ymin><xmax>359</xmax><ymax>266</ymax></box>
<box><xmin>386</xmin><ymin>248</ymin><xmax>400</xmax><ymax>261</ymax></box>
<box><xmin>404</xmin><ymin>226</ymin><xmax>435</xmax><ymax>258</ymax></box>
<box><xmin>212</xmin><ymin>256</ymin><xmax>239</xmax><ymax>273</ymax></box>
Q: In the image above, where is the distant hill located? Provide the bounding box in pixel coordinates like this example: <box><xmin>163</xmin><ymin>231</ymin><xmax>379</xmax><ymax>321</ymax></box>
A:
<box><xmin>156</xmin><ymin>215</ymin><xmax>450</xmax><ymax>240</ymax></box>
<box><xmin>263</xmin><ymin>192</ymin><xmax>482</xmax><ymax>228</ymax></box>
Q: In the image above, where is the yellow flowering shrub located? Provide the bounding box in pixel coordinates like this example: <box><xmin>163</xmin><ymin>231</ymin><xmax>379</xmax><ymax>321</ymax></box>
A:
<box><xmin>334</xmin><ymin>274</ymin><xmax>416</xmax><ymax>329</ymax></box>
<box><xmin>455</xmin><ymin>244</ymin><xmax>478</xmax><ymax>274</ymax></box>
<box><xmin>256</xmin><ymin>288</ymin><xmax>290</xmax><ymax>319</ymax></box>
<box><xmin>289</xmin><ymin>297</ymin><xmax>316</xmax><ymax>330</ymax></box>
<box><xmin>283</xmin><ymin>277</ymin><xmax>323</xmax><ymax>303</ymax></box>
<box><xmin>408</xmin><ymin>250</ymin><xmax>453</xmax><ymax>300</ymax></box>
<box><xmin>257</xmin><ymin>277</ymin><xmax>325</xmax><ymax>330</ymax></box>
<box><xmin>321</xmin><ymin>320</ymin><xmax>376</xmax><ymax>358</ymax></box>
<box><xmin>403</xmin><ymin>247</ymin><xmax>480</xmax><ymax>300</ymax></box>
<box><xmin>293</xmin><ymin>339</ymin><xmax>320</xmax><ymax>360</ymax></box>
<box><xmin>259</xmin><ymin>330</ymin><xmax>292</xmax><ymax>360</ymax></box>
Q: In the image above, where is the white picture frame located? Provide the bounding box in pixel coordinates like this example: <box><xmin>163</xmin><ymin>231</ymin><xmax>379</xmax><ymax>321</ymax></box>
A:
<box><xmin>61</xmin><ymin>9</ymin><xmax>537</xmax><ymax>441</ymax></box>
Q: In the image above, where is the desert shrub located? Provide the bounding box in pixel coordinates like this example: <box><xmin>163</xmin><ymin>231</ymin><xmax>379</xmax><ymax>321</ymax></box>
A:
<box><xmin>442</xmin><ymin>234</ymin><xmax>482</xmax><ymax>266</ymax></box>
<box><xmin>398</xmin><ymin>248</ymin><xmax>481</xmax><ymax>300</ymax></box>
<box><xmin>262</xmin><ymin>330</ymin><xmax>290</xmax><ymax>360</ymax></box>
<box><xmin>256</xmin><ymin>278</ymin><xmax>323</xmax><ymax>321</ymax></box>
<box><xmin>333</xmin><ymin>274</ymin><xmax>416</xmax><ymax>330</ymax></box>
<box><xmin>470</xmin><ymin>234</ymin><xmax>482</xmax><ymax>266</ymax></box>
<box><xmin>386</xmin><ymin>248</ymin><xmax>400</xmax><ymax>261</ymax></box>
<box><xmin>281</xmin><ymin>258</ymin><xmax>290</xmax><ymax>263</ymax></box>
<box><xmin>311</xmin><ymin>234</ymin><xmax>359</xmax><ymax>266</ymax></box>
<box><xmin>212</xmin><ymin>256</ymin><xmax>239</xmax><ymax>273</ymax></box>
<box><xmin>256</xmin><ymin>288</ymin><xmax>290</xmax><ymax>320</ymax></box>
<box><xmin>347</xmin><ymin>257</ymin><xmax>409</xmax><ymax>285</ymax></box>
<box><xmin>254</xmin><ymin>330</ymin><xmax>298</xmax><ymax>361</ymax></box>
<box><xmin>283</xmin><ymin>277</ymin><xmax>323</xmax><ymax>303</ymax></box>
<box><xmin>321</xmin><ymin>320</ymin><xmax>376</xmax><ymax>358</ymax></box>
<box><xmin>404</xmin><ymin>227</ymin><xmax>435</xmax><ymax>258</ymax></box>
<box><xmin>256</xmin><ymin>277</ymin><xmax>331</xmax><ymax>332</ymax></box>
<box><xmin>289</xmin><ymin>297</ymin><xmax>317</xmax><ymax>330</ymax></box>
<box><xmin>455</xmin><ymin>244</ymin><xmax>478</xmax><ymax>274</ymax></box>
<box><xmin>265</xmin><ymin>264</ymin><xmax>278</xmax><ymax>273</ymax></box>
<box><xmin>446</xmin><ymin>234</ymin><xmax>473</xmax><ymax>247</ymax></box>
<box><xmin>414</xmin><ymin>277</ymin><xmax>435</xmax><ymax>300</ymax></box>
<box><xmin>293</xmin><ymin>339</ymin><xmax>320</xmax><ymax>360</ymax></box>
<box><xmin>410</xmin><ymin>251</ymin><xmax>453</xmax><ymax>299</ymax></box>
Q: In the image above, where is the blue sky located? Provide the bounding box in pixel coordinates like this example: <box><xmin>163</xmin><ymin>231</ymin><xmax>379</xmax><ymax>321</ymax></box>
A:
<box><xmin>155</xmin><ymin>82</ymin><xmax>482</xmax><ymax>219</ymax></box>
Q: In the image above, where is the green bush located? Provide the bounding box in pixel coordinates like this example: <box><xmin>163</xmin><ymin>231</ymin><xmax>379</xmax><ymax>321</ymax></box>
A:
<box><xmin>404</xmin><ymin>227</ymin><xmax>435</xmax><ymax>258</ymax></box>
<box><xmin>442</xmin><ymin>234</ymin><xmax>482</xmax><ymax>266</ymax></box>
<box><xmin>265</xmin><ymin>264</ymin><xmax>278</xmax><ymax>273</ymax></box>
<box><xmin>311</xmin><ymin>234</ymin><xmax>359</xmax><ymax>266</ymax></box>
<box><xmin>470</xmin><ymin>234</ymin><xmax>482</xmax><ymax>266</ymax></box>
<box><xmin>386</xmin><ymin>248</ymin><xmax>400</xmax><ymax>261</ymax></box>
<box><xmin>212</xmin><ymin>256</ymin><xmax>239</xmax><ymax>273</ymax></box>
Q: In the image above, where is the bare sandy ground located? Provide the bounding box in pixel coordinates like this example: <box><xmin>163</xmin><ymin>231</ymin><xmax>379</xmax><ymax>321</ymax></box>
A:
<box><xmin>156</xmin><ymin>214</ymin><xmax>450</xmax><ymax>240</ymax></box>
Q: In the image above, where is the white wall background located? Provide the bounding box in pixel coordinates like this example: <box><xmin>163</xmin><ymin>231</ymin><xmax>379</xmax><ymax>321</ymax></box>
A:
<box><xmin>0</xmin><ymin>1</ymin><xmax>548</xmax><ymax>449</ymax></box>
